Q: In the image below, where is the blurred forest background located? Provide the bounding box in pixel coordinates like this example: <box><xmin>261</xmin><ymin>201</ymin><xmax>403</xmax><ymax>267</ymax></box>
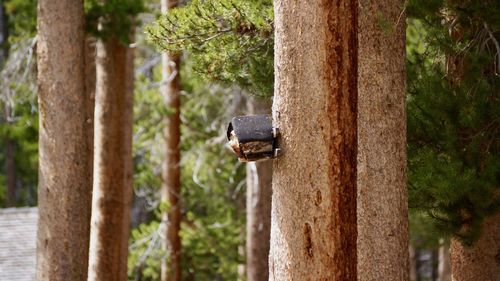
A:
<box><xmin>0</xmin><ymin>0</ymin><xmax>498</xmax><ymax>281</ymax></box>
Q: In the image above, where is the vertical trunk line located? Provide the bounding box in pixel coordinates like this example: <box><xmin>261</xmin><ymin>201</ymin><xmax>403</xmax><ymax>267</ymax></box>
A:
<box><xmin>356</xmin><ymin>0</ymin><xmax>409</xmax><ymax>280</ymax></box>
<box><xmin>36</xmin><ymin>0</ymin><xmax>90</xmax><ymax>280</ymax></box>
<box><xmin>326</xmin><ymin>0</ymin><xmax>358</xmax><ymax>279</ymax></box>
<box><xmin>246</xmin><ymin>97</ymin><xmax>272</xmax><ymax>281</ymax></box>
<box><xmin>160</xmin><ymin>53</ymin><xmax>182</xmax><ymax>281</ymax></box>
<box><xmin>270</xmin><ymin>0</ymin><xmax>358</xmax><ymax>280</ymax></box>
<box><xmin>5</xmin><ymin>104</ymin><xmax>16</xmax><ymax>207</ymax></box>
<box><xmin>160</xmin><ymin>2</ymin><xmax>182</xmax><ymax>281</ymax></box>
<box><xmin>1</xmin><ymin>0</ymin><xmax>15</xmax><ymax>207</ymax></box>
<box><xmin>87</xmin><ymin>37</ymin><xmax>133</xmax><ymax>281</ymax></box>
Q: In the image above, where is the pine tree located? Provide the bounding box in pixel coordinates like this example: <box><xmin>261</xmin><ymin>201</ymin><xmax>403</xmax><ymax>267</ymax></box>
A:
<box><xmin>406</xmin><ymin>0</ymin><xmax>499</xmax><ymax>246</ymax></box>
<box><xmin>245</xmin><ymin>97</ymin><xmax>272</xmax><ymax>281</ymax></box>
<box><xmin>36</xmin><ymin>0</ymin><xmax>91</xmax><ymax>279</ymax></box>
<box><xmin>86</xmin><ymin>1</ymin><xmax>143</xmax><ymax>280</ymax></box>
<box><xmin>406</xmin><ymin>0</ymin><xmax>499</xmax><ymax>279</ymax></box>
<box><xmin>269</xmin><ymin>0</ymin><xmax>358</xmax><ymax>279</ymax></box>
<box><xmin>357</xmin><ymin>0</ymin><xmax>409</xmax><ymax>280</ymax></box>
<box><xmin>160</xmin><ymin>1</ymin><xmax>182</xmax><ymax>281</ymax></box>
<box><xmin>148</xmin><ymin>2</ymin><xmax>275</xmax><ymax>280</ymax></box>
<box><xmin>0</xmin><ymin>0</ymin><xmax>38</xmax><ymax>208</ymax></box>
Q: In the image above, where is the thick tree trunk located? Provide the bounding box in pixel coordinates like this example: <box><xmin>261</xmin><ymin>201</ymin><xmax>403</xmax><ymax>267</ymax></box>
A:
<box><xmin>450</xmin><ymin>213</ymin><xmax>500</xmax><ymax>281</ymax></box>
<box><xmin>246</xmin><ymin>98</ymin><xmax>272</xmax><ymax>281</ymax></box>
<box><xmin>357</xmin><ymin>1</ymin><xmax>409</xmax><ymax>281</ymax></box>
<box><xmin>87</xmin><ymin>36</ymin><xmax>134</xmax><ymax>281</ymax></box>
<box><xmin>437</xmin><ymin>240</ymin><xmax>451</xmax><ymax>281</ymax></box>
<box><xmin>270</xmin><ymin>0</ymin><xmax>358</xmax><ymax>280</ymax></box>
<box><xmin>160</xmin><ymin>2</ymin><xmax>182</xmax><ymax>281</ymax></box>
<box><xmin>36</xmin><ymin>0</ymin><xmax>91</xmax><ymax>280</ymax></box>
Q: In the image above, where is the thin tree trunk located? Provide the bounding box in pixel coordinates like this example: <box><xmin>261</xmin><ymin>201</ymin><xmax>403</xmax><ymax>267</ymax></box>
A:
<box><xmin>87</xmin><ymin>36</ymin><xmax>134</xmax><ymax>281</ymax></box>
<box><xmin>160</xmin><ymin>2</ymin><xmax>182</xmax><ymax>281</ymax></box>
<box><xmin>269</xmin><ymin>0</ymin><xmax>358</xmax><ymax>280</ymax></box>
<box><xmin>410</xmin><ymin>245</ymin><xmax>418</xmax><ymax>281</ymax></box>
<box><xmin>357</xmin><ymin>1</ymin><xmax>409</xmax><ymax>281</ymax></box>
<box><xmin>84</xmin><ymin>36</ymin><xmax>96</xmax><ymax>187</ymax></box>
<box><xmin>0</xmin><ymin>0</ymin><xmax>7</xmax><ymax>65</ymax></box>
<box><xmin>246</xmin><ymin>98</ymin><xmax>272</xmax><ymax>281</ymax></box>
<box><xmin>437</xmin><ymin>239</ymin><xmax>451</xmax><ymax>281</ymax></box>
<box><xmin>122</xmin><ymin>33</ymin><xmax>135</xmax><ymax>281</ymax></box>
<box><xmin>36</xmin><ymin>0</ymin><xmax>91</xmax><ymax>280</ymax></box>
<box><xmin>5</xmin><ymin>104</ymin><xmax>16</xmax><ymax>207</ymax></box>
<box><xmin>450</xmin><ymin>213</ymin><xmax>500</xmax><ymax>281</ymax></box>
<box><xmin>0</xmin><ymin>0</ymin><xmax>15</xmax><ymax>208</ymax></box>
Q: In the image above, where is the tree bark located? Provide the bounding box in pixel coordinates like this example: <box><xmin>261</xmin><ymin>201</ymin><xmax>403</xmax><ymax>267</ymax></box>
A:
<box><xmin>270</xmin><ymin>0</ymin><xmax>358</xmax><ymax>280</ymax></box>
<box><xmin>357</xmin><ymin>1</ymin><xmax>409</xmax><ymax>281</ymax></box>
<box><xmin>87</xmin><ymin>36</ymin><xmax>134</xmax><ymax>281</ymax></box>
<box><xmin>246</xmin><ymin>98</ymin><xmax>272</xmax><ymax>281</ymax></box>
<box><xmin>36</xmin><ymin>0</ymin><xmax>91</xmax><ymax>280</ymax></box>
<box><xmin>160</xmin><ymin>2</ymin><xmax>182</xmax><ymax>281</ymax></box>
<box><xmin>450</xmin><ymin>213</ymin><xmax>500</xmax><ymax>281</ymax></box>
<box><xmin>0</xmin><ymin>0</ymin><xmax>7</xmax><ymax>65</ymax></box>
<box><xmin>410</xmin><ymin>245</ymin><xmax>418</xmax><ymax>281</ymax></box>
<box><xmin>84</xmin><ymin>36</ymin><xmax>96</xmax><ymax>188</ymax></box>
<box><xmin>0</xmin><ymin>0</ymin><xmax>16</xmax><ymax>208</ymax></box>
<box><xmin>437</xmin><ymin>240</ymin><xmax>451</xmax><ymax>281</ymax></box>
<box><xmin>5</xmin><ymin>104</ymin><xmax>16</xmax><ymax>207</ymax></box>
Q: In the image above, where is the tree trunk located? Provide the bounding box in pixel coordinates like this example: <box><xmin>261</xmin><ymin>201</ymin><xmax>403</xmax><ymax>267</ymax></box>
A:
<box><xmin>160</xmin><ymin>2</ymin><xmax>182</xmax><ymax>281</ymax></box>
<box><xmin>36</xmin><ymin>0</ymin><xmax>91</xmax><ymax>280</ymax></box>
<box><xmin>246</xmin><ymin>98</ymin><xmax>272</xmax><ymax>281</ymax></box>
<box><xmin>84</xmin><ymin>36</ymin><xmax>96</xmax><ymax>188</ymax></box>
<box><xmin>122</xmin><ymin>32</ymin><xmax>135</xmax><ymax>280</ymax></box>
<box><xmin>450</xmin><ymin>213</ymin><xmax>500</xmax><ymax>281</ymax></box>
<box><xmin>0</xmin><ymin>0</ymin><xmax>16</xmax><ymax>208</ymax></box>
<box><xmin>410</xmin><ymin>245</ymin><xmax>418</xmax><ymax>281</ymax></box>
<box><xmin>269</xmin><ymin>0</ymin><xmax>358</xmax><ymax>280</ymax></box>
<box><xmin>4</xmin><ymin>104</ymin><xmax>16</xmax><ymax>207</ymax></box>
<box><xmin>0</xmin><ymin>0</ymin><xmax>7</xmax><ymax>65</ymax></box>
<box><xmin>87</xmin><ymin>36</ymin><xmax>134</xmax><ymax>281</ymax></box>
<box><xmin>357</xmin><ymin>1</ymin><xmax>409</xmax><ymax>281</ymax></box>
<box><xmin>437</xmin><ymin>240</ymin><xmax>451</xmax><ymax>281</ymax></box>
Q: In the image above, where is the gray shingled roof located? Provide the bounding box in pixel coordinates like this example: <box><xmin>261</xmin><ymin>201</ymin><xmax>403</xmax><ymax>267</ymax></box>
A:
<box><xmin>0</xmin><ymin>207</ymin><xmax>37</xmax><ymax>281</ymax></box>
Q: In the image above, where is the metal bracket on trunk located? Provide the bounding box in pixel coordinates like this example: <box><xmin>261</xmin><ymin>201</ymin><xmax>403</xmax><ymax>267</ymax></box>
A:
<box><xmin>227</xmin><ymin>114</ymin><xmax>280</xmax><ymax>162</ymax></box>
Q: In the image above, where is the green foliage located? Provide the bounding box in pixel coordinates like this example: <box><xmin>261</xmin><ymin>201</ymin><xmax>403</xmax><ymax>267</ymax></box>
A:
<box><xmin>0</xmin><ymin>35</ymin><xmax>38</xmax><ymax>207</ymax></box>
<box><xmin>128</xmin><ymin>221</ymin><xmax>163</xmax><ymax>281</ymax></box>
<box><xmin>406</xmin><ymin>0</ymin><xmax>500</xmax><ymax>245</ymax></box>
<box><xmin>147</xmin><ymin>0</ymin><xmax>274</xmax><ymax>96</ymax></box>
<box><xmin>129</xmin><ymin>56</ymin><xmax>245</xmax><ymax>280</ymax></box>
<box><xmin>85</xmin><ymin>0</ymin><xmax>145</xmax><ymax>43</ymax></box>
<box><xmin>0</xmin><ymin>102</ymin><xmax>39</xmax><ymax>207</ymax></box>
<box><xmin>4</xmin><ymin>0</ymin><xmax>37</xmax><ymax>42</ymax></box>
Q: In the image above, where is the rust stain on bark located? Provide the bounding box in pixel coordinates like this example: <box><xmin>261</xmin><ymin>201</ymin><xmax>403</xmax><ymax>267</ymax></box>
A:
<box><xmin>304</xmin><ymin>223</ymin><xmax>314</xmax><ymax>259</ymax></box>
<box><xmin>325</xmin><ymin>0</ymin><xmax>358</xmax><ymax>280</ymax></box>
